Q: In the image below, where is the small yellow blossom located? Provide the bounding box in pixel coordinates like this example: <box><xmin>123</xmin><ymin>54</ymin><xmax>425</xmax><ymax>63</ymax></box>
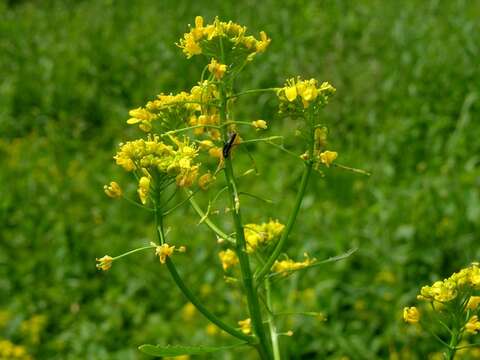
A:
<box><xmin>209</xmin><ymin>147</ymin><xmax>223</xmax><ymax>159</ymax></box>
<box><xmin>272</xmin><ymin>254</ymin><xmax>315</xmax><ymax>276</ymax></box>
<box><xmin>137</xmin><ymin>176</ymin><xmax>150</xmax><ymax>204</ymax></box>
<box><xmin>104</xmin><ymin>181</ymin><xmax>122</xmax><ymax>198</ymax></box>
<box><xmin>218</xmin><ymin>249</ymin><xmax>239</xmax><ymax>271</ymax></box>
<box><xmin>251</xmin><ymin>120</ymin><xmax>268</xmax><ymax>130</ymax></box>
<box><xmin>284</xmin><ymin>85</ymin><xmax>297</xmax><ymax>102</ymax></box>
<box><xmin>244</xmin><ymin>219</ymin><xmax>285</xmax><ymax>252</ymax></box>
<box><xmin>96</xmin><ymin>255</ymin><xmax>113</xmax><ymax>271</ymax></box>
<box><xmin>466</xmin><ymin>315</ymin><xmax>480</xmax><ymax>334</ymax></box>
<box><xmin>319</xmin><ymin>151</ymin><xmax>338</xmax><ymax>167</ymax></box>
<box><xmin>206</xmin><ymin>323</ymin><xmax>219</xmax><ymax>335</ymax></box>
<box><xmin>181</xmin><ymin>302</ymin><xmax>196</xmax><ymax>321</ymax></box>
<box><xmin>238</xmin><ymin>318</ymin><xmax>251</xmax><ymax>334</ymax></box>
<box><xmin>154</xmin><ymin>243</ymin><xmax>175</xmax><ymax>264</ymax></box>
<box><xmin>278</xmin><ymin>77</ymin><xmax>336</xmax><ymax>109</ymax></box>
<box><xmin>198</xmin><ymin>172</ymin><xmax>215</xmax><ymax>190</ymax></box>
<box><xmin>126</xmin><ymin>107</ymin><xmax>156</xmax><ymax>132</ymax></box>
<box><xmin>468</xmin><ymin>296</ymin><xmax>480</xmax><ymax>310</ymax></box>
<box><xmin>208</xmin><ymin>59</ymin><xmax>227</xmax><ymax>79</ymax></box>
<box><xmin>403</xmin><ymin>306</ymin><xmax>420</xmax><ymax>324</ymax></box>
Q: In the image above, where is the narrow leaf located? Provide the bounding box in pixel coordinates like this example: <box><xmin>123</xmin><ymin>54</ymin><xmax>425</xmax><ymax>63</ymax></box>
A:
<box><xmin>138</xmin><ymin>342</ymin><xmax>247</xmax><ymax>357</ymax></box>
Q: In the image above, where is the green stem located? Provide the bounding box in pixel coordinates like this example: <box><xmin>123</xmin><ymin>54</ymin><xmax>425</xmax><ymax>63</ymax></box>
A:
<box><xmin>255</xmin><ymin>162</ymin><xmax>313</xmax><ymax>282</ymax></box>
<box><xmin>446</xmin><ymin>328</ymin><xmax>460</xmax><ymax>360</ymax></box>
<box><xmin>112</xmin><ymin>245</ymin><xmax>155</xmax><ymax>261</ymax></box>
<box><xmin>219</xmin><ymin>80</ymin><xmax>272</xmax><ymax>360</ymax></box>
<box><xmin>186</xmin><ymin>190</ymin><xmax>235</xmax><ymax>244</ymax></box>
<box><xmin>228</xmin><ymin>88</ymin><xmax>279</xmax><ymax>99</ymax></box>
<box><xmin>153</xmin><ymin>205</ymin><xmax>253</xmax><ymax>343</ymax></box>
<box><xmin>265</xmin><ymin>279</ymin><xmax>281</xmax><ymax>360</ymax></box>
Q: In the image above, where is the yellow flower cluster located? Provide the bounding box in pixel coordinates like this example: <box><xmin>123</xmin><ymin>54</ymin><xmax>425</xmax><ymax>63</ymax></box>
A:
<box><xmin>403</xmin><ymin>306</ymin><xmax>420</xmax><ymax>324</ymax></box>
<box><xmin>104</xmin><ymin>181</ymin><xmax>122</xmax><ymax>198</ymax></box>
<box><xmin>114</xmin><ymin>135</ymin><xmax>200</xmax><ymax>193</ymax></box>
<box><xmin>277</xmin><ymin>77</ymin><xmax>336</xmax><ymax>109</ymax></box>
<box><xmin>0</xmin><ymin>340</ymin><xmax>31</xmax><ymax>360</ymax></box>
<box><xmin>319</xmin><ymin>150</ymin><xmax>338</xmax><ymax>167</ymax></box>
<box><xmin>466</xmin><ymin>315</ymin><xmax>480</xmax><ymax>334</ymax></box>
<box><xmin>127</xmin><ymin>80</ymin><xmax>219</xmax><ymax>135</ymax></box>
<box><xmin>244</xmin><ymin>219</ymin><xmax>285</xmax><ymax>252</ymax></box>
<box><xmin>96</xmin><ymin>255</ymin><xmax>113</xmax><ymax>271</ymax></box>
<box><xmin>178</xmin><ymin>16</ymin><xmax>270</xmax><ymax>60</ymax></box>
<box><xmin>417</xmin><ymin>263</ymin><xmax>480</xmax><ymax>303</ymax></box>
<box><xmin>208</xmin><ymin>59</ymin><xmax>227</xmax><ymax>80</ymax></box>
<box><xmin>218</xmin><ymin>249</ymin><xmax>239</xmax><ymax>271</ymax></box>
<box><xmin>272</xmin><ymin>254</ymin><xmax>315</xmax><ymax>276</ymax></box>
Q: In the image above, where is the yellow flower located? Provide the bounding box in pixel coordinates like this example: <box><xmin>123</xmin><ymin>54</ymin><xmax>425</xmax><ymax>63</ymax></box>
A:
<box><xmin>272</xmin><ymin>254</ymin><xmax>315</xmax><ymax>276</ymax></box>
<box><xmin>319</xmin><ymin>151</ymin><xmax>338</xmax><ymax>167</ymax></box>
<box><xmin>96</xmin><ymin>255</ymin><xmax>113</xmax><ymax>271</ymax></box>
<box><xmin>238</xmin><ymin>318</ymin><xmax>251</xmax><ymax>334</ymax></box>
<box><xmin>181</xmin><ymin>302</ymin><xmax>196</xmax><ymax>321</ymax></box>
<box><xmin>198</xmin><ymin>172</ymin><xmax>215</xmax><ymax>190</ymax></box>
<box><xmin>126</xmin><ymin>107</ymin><xmax>156</xmax><ymax>132</ymax></box>
<box><xmin>208</xmin><ymin>58</ymin><xmax>227</xmax><ymax>79</ymax></box>
<box><xmin>154</xmin><ymin>243</ymin><xmax>175</xmax><ymax>264</ymax></box>
<box><xmin>468</xmin><ymin>296</ymin><xmax>480</xmax><ymax>310</ymax></box>
<box><xmin>403</xmin><ymin>306</ymin><xmax>420</xmax><ymax>323</ymax></box>
<box><xmin>466</xmin><ymin>315</ymin><xmax>480</xmax><ymax>334</ymax></box>
<box><xmin>284</xmin><ymin>86</ymin><xmax>297</xmax><ymax>102</ymax></box>
<box><xmin>251</xmin><ymin>120</ymin><xmax>268</xmax><ymax>130</ymax></box>
<box><xmin>208</xmin><ymin>146</ymin><xmax>223</xmax><ymax>159</ymax></box>
<box><xmin>218</xmin><ymin>249</ymin><xmax>239</xmax><ymax>271</ymax></box>
<box><xmin>104</xmin><ymin>181</ymin><xmax>122</xmax><ymax>198</ymax></box>
<box><xmin>244</xmin><ymin>220</ymin><xmax>285</xmax><ymax>252</ymax></box>
<box><xmin>137</xmin><ymin>176</ymin><xmax>150</xmax><ymax>204</ymax></box>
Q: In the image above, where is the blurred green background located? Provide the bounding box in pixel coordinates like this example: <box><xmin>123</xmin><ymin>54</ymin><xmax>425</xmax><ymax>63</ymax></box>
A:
<box><xmin>1</xmin><ymin>0</ymin><xmax>479</xmax><ymax>359</ymax></box>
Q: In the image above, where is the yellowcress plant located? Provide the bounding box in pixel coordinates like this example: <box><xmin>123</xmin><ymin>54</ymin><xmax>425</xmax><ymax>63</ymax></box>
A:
<box><xmin>97</xmin><ymin>16</ymin><xmax>363</xmax><ymax>359</ymax></box>
<box><xmin>404</xmin><ymin>263</ymin><xmax>480</xmax><ymax>359</ymax></box>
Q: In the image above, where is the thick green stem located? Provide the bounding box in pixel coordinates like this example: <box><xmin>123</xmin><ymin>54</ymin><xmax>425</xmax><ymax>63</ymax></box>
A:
<box><xmin>255</xmin><ymin>163</ymin><xmax>313</xmax><ymax>282</ymax></box>
<box><xmin>153</xmin><ymin>204</ymin><xmax>253</xmax><ymax>343</ymax></box>
<box><xmin>219</xmin><ymin>82</ymin><xmax>272</xmax><ymax>359</ymax></box>
<box><xmin>265</xmin><ymin>279</ymin><xmax>281</xmax><ymax>360</ymax></box>
<box><xmin>446</xmin><ymin>329</ymin><xmax>459</xmax><ymax>360</ymax></box>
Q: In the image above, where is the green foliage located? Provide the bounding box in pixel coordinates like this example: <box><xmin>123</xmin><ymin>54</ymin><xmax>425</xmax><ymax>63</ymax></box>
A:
<box><xmin>1</xmin><ymin>0</ymin><xmax>479</xmax><ymax>359</ymax></box>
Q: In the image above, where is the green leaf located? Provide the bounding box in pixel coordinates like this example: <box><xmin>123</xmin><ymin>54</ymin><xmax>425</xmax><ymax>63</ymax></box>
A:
<box><xmin>138</xmin><ymin>342</ymin><xmax>248</xmax><ymax>357</ymax></box>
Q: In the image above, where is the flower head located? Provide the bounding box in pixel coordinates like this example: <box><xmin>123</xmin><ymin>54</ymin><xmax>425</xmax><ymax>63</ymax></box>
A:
<box><xmin>251</xmin><ymin>120</ymin><xmax>268</xmax><ymax>130</ymax></box>
<box><xmin>96</xmin><ymin>255</ymin><xmax>113</xmax><ymax>271</ymax></box>
<box><xmin>244</xmin><ymin>219</ymin><xmax>285</xmax><ymax>252</ymax></box>
<box><xmin>153</xmin><ymin>243</ymin><xmax>176</xmax><ymax>264</ymax></box>
<box><xmin>208</xmin><ymin>59</ymin><xmax>227</xmax><ymax>79</ymax></box>
<box><xmin>319</xmin><ymin>151</ymin><xmax>338</xmax><ymax>167</ymax></box>
<box><xmin>277</xmin><ymin>77</ymin><xmax>336</xmax><ymax>110</ymax></box>
<box><xmin>272</xmin><ymin>253</ymin><xmax>315</xmax><ymax>276</ymax></box>
<box><xmin>104</xmin><ymin>181</ymin><xmax>122</xmax><ymax>198</ymax></box>
<box><xmin>403</xmin><ymin>306</ymin><xmax>420</xmax><ymax>324</ymax></box>
<box><xmin>238</xmin><ymin>318</ymin><xmax>251</xmax><ymax>335</ymax></box>
<box><xmin>466</xmin><ymin>315</ymin><xmax>480</xmax><ymax>334</ymax></box>
<box><xmin>218</xmin><ymin>249</ymin><xmax>239</xmax><ymax>271</ymax></box>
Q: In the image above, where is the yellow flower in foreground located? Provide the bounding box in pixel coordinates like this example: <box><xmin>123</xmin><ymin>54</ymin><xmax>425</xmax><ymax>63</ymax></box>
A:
<box><xmin>96</xmin><ymin>255</ymin><xmax>113</xmax><ymax>271</ymax></box>
<box><xmin>466</xmin><ymin>315</ymin><xmax>480</xmax><ymax>334</ymax></box>
<box><xmin>104</xmin><ymin>181</ymin><xmax>122</xmax><ymax>198</ymax></box>
<box><xmin>218</xmin><ymin>249</ymin><xmax>239</xmax><ymax>271</ymax></box>
<box><xmin>154</xmin><ymin>243</ymin><xmax>175</xmax><ymax>264</ymax></box>
<box><xmin>238</xmin><ymin>318</ymin><xmax>251</xmax><ymax>334</ymax></box>
<box><xmin>251</xmin><ymin>120</ymin><xmax>268</xmax><ymax>130</ymax></box>
<box><xmin>208</xmin><ymin>59</ymin><xmax>227</xmax><ymax>79</ymax></box>
<box><xmin>403</xmin><ymin>306</ymin><xmax>420</xmax><ymax>324</ymax></box>
<box><xmin>284</xmin><ymin>85</ymin><xmax>297</xmax><ymax>102</ymax></box>
<box><xmin>244</xmin><ymin>219</ymin><xmax>285</xmax><ymax>252</ymax></box>
<box><xmin>137</xmin><ymin>176</ymin><xmax>150</xmax><ymax>204</ymax></box>
<box><xmin>468</xmin><ymin>296</ymin><xmax>480</xmax><ymax>310</ymax></box>
<box><xmin>319</xmin><ymin>151</ymin><xmax>337</xmax><ymax>167</ymax></box>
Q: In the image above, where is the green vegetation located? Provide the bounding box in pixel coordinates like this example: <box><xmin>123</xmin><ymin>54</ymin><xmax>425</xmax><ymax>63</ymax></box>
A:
<box><xmin>1</xmin><ymin>0</ymin><xmax>479</xmax><ymax>359</ymax></box>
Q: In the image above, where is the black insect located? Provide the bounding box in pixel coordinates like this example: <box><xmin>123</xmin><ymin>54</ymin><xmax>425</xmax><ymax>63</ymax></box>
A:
<box><xmin>222</xmin><ymin>132</ymin><xmax>237</xmax><ymax>159</ymax></box>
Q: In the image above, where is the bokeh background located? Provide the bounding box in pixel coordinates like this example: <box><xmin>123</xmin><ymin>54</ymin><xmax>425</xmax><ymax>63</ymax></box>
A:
<box><xmin>1</xmin><ymin>0</ymin><xmax>479</xmax><ymax>359</ymax></box>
